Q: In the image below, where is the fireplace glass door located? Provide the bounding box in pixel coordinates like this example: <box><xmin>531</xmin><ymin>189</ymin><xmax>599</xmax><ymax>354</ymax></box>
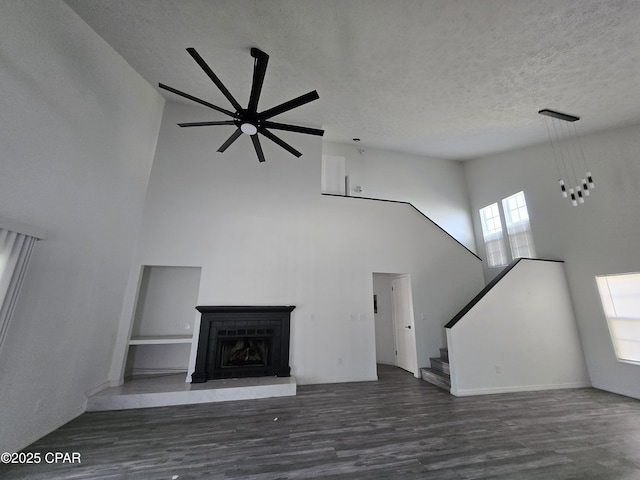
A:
<box><xmin>219</xmin><ymin>338</ymin><xmax>270</xmax><ymax>368</ymax></box>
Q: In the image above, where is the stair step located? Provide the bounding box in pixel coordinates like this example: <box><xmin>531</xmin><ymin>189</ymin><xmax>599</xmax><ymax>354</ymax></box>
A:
<box><xmin>439</xmin><ymin>348</ymin><xmax>449</xmax><ymax>362</ymax></box>
<box><xmin>420</xmin><ymin>367</ymin><xmax>451</xmax><ymax>392</ymax></box>
<box><xmin>429</xmin><ymin>357</ymin><xmax>450</xmax><ymax>375</ymax></box>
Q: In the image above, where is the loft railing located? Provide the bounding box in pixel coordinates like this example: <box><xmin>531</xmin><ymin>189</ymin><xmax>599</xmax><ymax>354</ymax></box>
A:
<box><xmin>321</xmin><ymin>193</ymin><xmax>480</xmax><ymax>261</ymax></box>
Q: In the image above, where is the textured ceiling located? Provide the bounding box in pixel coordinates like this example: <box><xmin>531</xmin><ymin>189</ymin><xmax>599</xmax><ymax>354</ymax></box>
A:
<box><xmin>63</xmin><ymin>0</ymin><xmax>640</xmax><ymax>160</ymax></box>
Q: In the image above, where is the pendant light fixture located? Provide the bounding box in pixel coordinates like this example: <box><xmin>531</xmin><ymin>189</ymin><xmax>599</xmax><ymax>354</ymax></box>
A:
<box><xmin>539</xmin><ymin>109</ymin><xmax>595</xmax><ymax>206</ymax></box>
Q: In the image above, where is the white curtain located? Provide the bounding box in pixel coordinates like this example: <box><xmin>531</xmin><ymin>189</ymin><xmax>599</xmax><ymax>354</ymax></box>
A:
<box><xmin>0</xmin><ymin>227</ymin><xmax>38</xmax><ymax>350</ymax></box>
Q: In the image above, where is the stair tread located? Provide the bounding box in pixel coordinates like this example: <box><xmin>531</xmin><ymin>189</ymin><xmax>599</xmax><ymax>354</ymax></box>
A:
<box><xmin>420</xmin><ymin>367</ymin><xmax>449</xmax><ymax>379</ymax></box>
<box><xmin>422</xmin><ymin>348</ymin><xmax>451</xmax><ymax>393</ymax></box>
<box><xmin>429</xmin><ymin>356</ymin><xmax>450</xmax><ymax>375</ymax></box>
<box><xmin>429</xmin><ymin>357</ymin><xmax>448</xmax><ymax>364</ymax></box>
<box><xmin>420</xmin><ymin>367</ymin><xmax>451</xmax><ymax>392</ymax></box>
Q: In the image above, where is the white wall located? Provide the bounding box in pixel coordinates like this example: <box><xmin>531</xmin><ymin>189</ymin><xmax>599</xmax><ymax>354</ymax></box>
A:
<box><xmin>131</xmin><ymin>266</ymin><xmax>201</xmax><ymax>337</ymax></box>
<box><xmin>372</xmin><ymin>273</ymin><xmax>395</xmax><ymax>365</ymax></box>
<box><xmin>323</xmin><ymin>142</ymin><xmax>477</xmax><ymax>252</ymax></box>
<box><xmin>447</xmin><ymin>259</ymin><xmax>590</xmax><ymax>396</ymax></box>
<box><xmin>464</xmin><ymin>123</ymin><xmax>640</xmax><ymax>399</ymax></box>
<box><xmin>112</xmin><ymin>101</ymin><xmax>485</xmax><ymax>386</ymax></box>
<box><xmin>125</xmin><ymin>344</ymin><xmax>192</xmax><ymax>375</ymax></box>
<box><xmin>0</xmin><ymin>1</ymin><xmax>164</xmax><ymax>452</ymax></box>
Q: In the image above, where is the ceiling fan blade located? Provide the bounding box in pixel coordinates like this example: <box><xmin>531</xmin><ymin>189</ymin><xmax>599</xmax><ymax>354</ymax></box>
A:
<box><xmin>251</xmin><ymin>134</ymin><xmax>266</xmax><ymax>163</ymax></box>
<box><xmin>217</xmin><ymin>128</ymin><xmax>243</xmax><ymax>153</ymax></box>
<box><xmin>260</xmin><ymin>128</ymin><xmax>302</xmax><ymax>157</ymax></box>
<box><xmin>263</xmin><ymin>121</ymin><xmax>324</xmax><ymax>136</ymax></box>
<box><xmin>258</xmin><ymin>90</ymin><xmax>320</xmax><ymax>120</ymax></box>
<box><xmin>247</xmin><ymin>48</ymin><xmax>269</xmax><ymax>113</ymax></box>
<box><xmin>187</xmin><ymin>48</ymin><xmax>243</xmax><ymax>113</ymax></box>
<box><xmin>178</xmin><ymin>120</ymin><xmax>236</xmax><ymax>127</ymax></box>
<box><xmin>159</xmin><ymin>83</ymin><xmax>237</xmax><ymax>118</ymax></box>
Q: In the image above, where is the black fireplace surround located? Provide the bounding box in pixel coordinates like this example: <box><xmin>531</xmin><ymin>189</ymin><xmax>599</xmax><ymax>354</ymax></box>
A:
<box><xmin>192</xmin><ymin>305</ymin><xmax>295</xmax><ymax>383</ymax></box>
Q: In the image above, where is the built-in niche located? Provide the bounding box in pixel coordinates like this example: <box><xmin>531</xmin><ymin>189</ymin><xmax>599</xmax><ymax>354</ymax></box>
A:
<box><xmin>125</xmin><ymin>265</ymin><xmax>201</xmax><ymax>377</ymax></box>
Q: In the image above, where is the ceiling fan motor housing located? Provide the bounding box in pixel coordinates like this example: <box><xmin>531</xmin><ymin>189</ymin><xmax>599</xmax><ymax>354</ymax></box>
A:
<box><xmin>239</xmin><ymin>109</ymin><xmax>260</xmax><ymax>135</ymax></box>
<box><xmin>159</xmin><ymin>47</ymin><xmax>324</xmax><ymax>162</ymax></box>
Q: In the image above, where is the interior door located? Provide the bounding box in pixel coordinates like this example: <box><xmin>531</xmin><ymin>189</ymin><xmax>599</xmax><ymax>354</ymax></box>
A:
<box><xmin>391</xmin><ymin>275</ymin><xmax>418</xmax><ymax>375</ymax></box>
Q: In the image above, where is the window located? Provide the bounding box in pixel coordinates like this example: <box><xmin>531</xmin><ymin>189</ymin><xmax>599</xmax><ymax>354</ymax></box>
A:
<box><xmin>596</xmin><ymin>273</ymin><xmax>640</xmax><ymax>364</ymax></box>
<box><xmin>0</xmin><ymin>218</ymin><xmax>46</xmax><ymax>351</ymax></box>
<box><xmin>479</xmin><ymin>203</ymin><xmax>508</xmax><ymax>267</ymax></box>
<box><xmin>479</xmin><ymin>191</ymin><xmax>535</xmax><ymax>268</ymax></box>
<box><xmin>502</xmin><ymin>191</ymin><xmax>536</xmax><ymax>259</ymax></box>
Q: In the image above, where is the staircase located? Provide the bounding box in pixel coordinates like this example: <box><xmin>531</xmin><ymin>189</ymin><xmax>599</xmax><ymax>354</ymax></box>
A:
<box><xmin>420</xmin><ymin>348</ymin><xmax>450</xmax><ymax>392</ymax></box>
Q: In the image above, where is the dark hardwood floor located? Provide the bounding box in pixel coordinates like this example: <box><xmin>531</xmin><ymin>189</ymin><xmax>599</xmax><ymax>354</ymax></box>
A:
<box><xmin>3</xmin><ymin>364</ymin><xmax>640</xmax><ymax>479</ymax></box>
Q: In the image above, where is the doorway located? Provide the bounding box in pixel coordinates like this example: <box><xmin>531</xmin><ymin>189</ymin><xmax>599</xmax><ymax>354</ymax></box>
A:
<box><xmin>373</xmin><ymin>273</ymin><xmax>418</xmax><ymax>377</ymax></box>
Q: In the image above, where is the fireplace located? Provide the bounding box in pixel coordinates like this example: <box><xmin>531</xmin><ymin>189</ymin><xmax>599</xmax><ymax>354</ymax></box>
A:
<box><xmin>219</xmin><ymin>338</ymin><xmax>269</xmax><ymax>368</ymax></box>
<box><xmin>192</xmin><ymin>306</ymin><xmax>295</xmax><ymax>383</ymax></box>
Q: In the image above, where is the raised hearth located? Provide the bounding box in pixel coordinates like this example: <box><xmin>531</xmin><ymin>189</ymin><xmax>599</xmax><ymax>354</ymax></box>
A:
<box><xmin>192</xmin><ymin>305</ymin><xmax>295</xmax><ymax>383</ymax></box>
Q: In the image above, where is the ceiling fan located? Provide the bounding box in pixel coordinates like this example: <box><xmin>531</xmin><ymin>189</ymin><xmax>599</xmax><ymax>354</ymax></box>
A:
<box><xmin>159</xmin><ymin>47</ymin><xmax>324</xmax><ymax>163</ymax></box>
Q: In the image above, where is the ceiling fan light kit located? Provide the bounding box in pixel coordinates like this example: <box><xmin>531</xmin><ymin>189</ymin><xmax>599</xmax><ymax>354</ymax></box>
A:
<box><xmin>159</xmin><ymin>47</ymin><xmax>324</xmax><ymax>163</ymax></box>
<box><xmin>240</xmin><ymin>123</ymin><xmax>258</xmax><ymax>135</ymax></box>
<box><xmin>539</xmin><ymin>109</ymin><xmax>595</xmax><ymax>206</ymax></box>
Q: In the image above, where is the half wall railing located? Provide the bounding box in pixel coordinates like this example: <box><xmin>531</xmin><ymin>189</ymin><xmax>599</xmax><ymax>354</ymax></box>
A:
<box><xmin>321</xmin><ymin>193</ymin><xmax>480</xmax><ymax>261</ymax></box>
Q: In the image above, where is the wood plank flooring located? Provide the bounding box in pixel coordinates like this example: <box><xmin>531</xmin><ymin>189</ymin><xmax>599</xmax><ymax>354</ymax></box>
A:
<box><xmin>2</xmin><ymin>364</ymin><xmax>640</xmax><ymax>479</ymax></box>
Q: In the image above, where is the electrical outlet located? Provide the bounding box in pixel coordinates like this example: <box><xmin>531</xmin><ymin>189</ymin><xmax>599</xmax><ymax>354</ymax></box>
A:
<box><xmin>495</xmin><ymin>364</ymin><xmax>502</xmax><ymax>374</ymax></box>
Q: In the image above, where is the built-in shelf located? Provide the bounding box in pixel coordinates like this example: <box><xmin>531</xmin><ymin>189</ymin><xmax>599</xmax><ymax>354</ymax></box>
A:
<box><xmin>129</xmin><ymin>335</ymin><xmax>194</xmax><ymax>345</ymax></box>
<box><xmin>125</xmin><ymin>265</ymin><xmax>202</xmax><ymax>378</ymax></box>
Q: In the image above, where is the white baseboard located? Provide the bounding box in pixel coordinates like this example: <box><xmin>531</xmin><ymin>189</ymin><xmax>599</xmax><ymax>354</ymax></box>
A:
<box><xmin>129</xmin><ymin>367</ymin><xmax>188</xmax><ymax>376</ymax></box>
<box><xmin>295</xmin><ymin>375</ymin><xmax>379</xmax><ymax>385</ymax></box>
<box><xmin>590</xmin><ymin>382</ymin><xmax>640</xmax><ymax>401</ymax></box>
<box><xmin>451</xmin><ymin>381</ymin><xmax>591</xmax><ymax>397</ymax></box>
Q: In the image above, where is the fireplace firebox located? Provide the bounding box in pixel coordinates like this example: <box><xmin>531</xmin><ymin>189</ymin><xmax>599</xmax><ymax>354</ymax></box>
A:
<box><xmin>192</xmin><ymin>306</ymin><xmax>295</xmax><ymax>383</ymax></box>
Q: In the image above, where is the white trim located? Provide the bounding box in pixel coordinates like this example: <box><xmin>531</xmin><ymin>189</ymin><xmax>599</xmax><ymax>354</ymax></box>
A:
<box><xmin>590</xmin><ymin>381</ymin><xmax>640</xmax><ymax>400</ymax></box>
<box><xmin>618</xmin><ymin>359</ymin><xmax>640</xmax><ymax>366</ymax></box>
<box><xmin>294</xmin><ymin>375</ymin><xmax>379</xmax><ymax>385</ymax></box>
<box><xmin>0</xmin><ymin>216</ymin><xmax>47</xmax><ymax>240</ymax></box>
<box><xmin>129</xmin><ymin>367</ymin><xmax>188</xmax><ymax>376</ymax></box>
<box><xmin>129</xmin><ymin>335</ymin><xmax>194</xmax><ymax>345</ymax></box>
<box><xmin>450</xmin><ymin>381</ymin><xmax>591</xmax><ymax>397</ymax></box>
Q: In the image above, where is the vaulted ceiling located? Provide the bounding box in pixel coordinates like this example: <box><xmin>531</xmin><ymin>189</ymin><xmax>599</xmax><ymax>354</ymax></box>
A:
<box><xmin>64</xmin><ymin>0</ymin><xmax>640</xmax><ymax>160</ymax></box>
